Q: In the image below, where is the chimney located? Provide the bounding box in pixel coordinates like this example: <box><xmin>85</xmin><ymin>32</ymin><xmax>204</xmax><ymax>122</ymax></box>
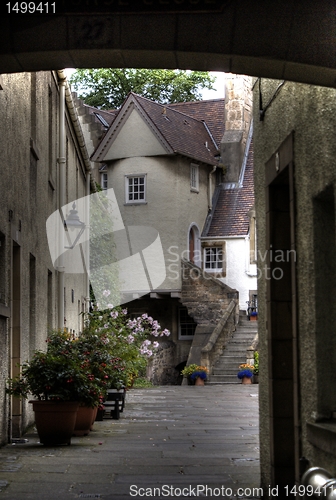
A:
<box><xmin>220</xmin><ymin>74</ymin><xmax>252</xmax><ymax>183</ymax></box>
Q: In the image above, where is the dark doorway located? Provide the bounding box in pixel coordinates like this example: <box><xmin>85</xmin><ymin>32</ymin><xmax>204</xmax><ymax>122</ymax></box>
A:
<box><xmin>265</xmin><ymin>133</ymin><xmax>300</xmax><ymax>491</ymax></box>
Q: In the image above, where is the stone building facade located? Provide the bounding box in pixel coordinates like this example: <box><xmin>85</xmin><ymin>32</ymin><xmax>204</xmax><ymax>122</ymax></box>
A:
<box><xmin>0</xmin><ymin>71</ymin><xmax>91</xmax><ymax>445</ymax></box>
<box><xmin>88</xmin><ymin>80</ymin><xmax>255</xmax><ymax>382</ymax></box>
<box><xmin>254</xmin><ymin>79</ymin><xmax>336</xmax><ymax>495</ymax></box>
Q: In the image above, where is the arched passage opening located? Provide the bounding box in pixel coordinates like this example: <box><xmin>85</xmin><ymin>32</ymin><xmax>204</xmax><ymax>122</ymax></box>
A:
<box><xmin>2</xmin><ymin>2</ymin><xmax>336</xmax><ymax>496</ymax></box>
<box><xmin>1</xmin><ymin>2</ymin><xmax>336</xmax><ymax>87</ymax></box>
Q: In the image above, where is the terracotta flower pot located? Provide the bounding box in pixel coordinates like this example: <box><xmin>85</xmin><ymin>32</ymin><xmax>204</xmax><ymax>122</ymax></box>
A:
<box><xmin>194</xmin><ymin>377</ymin><xmax>205</xmax><ymax>386</ymax></box>
<box><xmin>73</xmin><ymin>406</ymin><xmax>95</xmax><ymax>436</ymax></box>
<box><xmin>30</xmin><ymin>400</ymin><xmax>79</xmax><ymax>446</ymax></box>
<box><xmin>242</xmin><ymin>376</ymin><xmax>252</xmax><ymax>384</ymax></box>
<box><xmin>91</xmin><ymin>407</ymin><xmax>98</xmax><ymax>430</ymax></box>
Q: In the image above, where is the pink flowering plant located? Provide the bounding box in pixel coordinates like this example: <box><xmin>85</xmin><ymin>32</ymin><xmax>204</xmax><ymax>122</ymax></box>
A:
<box><xmin>83</xmin><ymin>294</ymin><xmax>170</xmax><ymax>388</ymax></box>
<box><xmin>7</xmin><ymin>292</ymin><xmax>170</xmax><ymax>404</ymax></box>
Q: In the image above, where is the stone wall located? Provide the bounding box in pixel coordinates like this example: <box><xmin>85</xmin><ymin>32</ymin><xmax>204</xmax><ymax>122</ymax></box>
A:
<box><xmin>221</xmin><ymin>74</ymin><xmax>253</xmax><ymax>183</ymax></box>
<box><xmin>181</xmin><ymin>259</ymin><xmax>238</xmax><ymax>326</ymax></box>
<box><xmin>253</xmin><ymin>79</ymin><xmax>336</xmax><ymax>492</ymax></box>
<box><xmin>200</xmin><ymin>300</ymin><xmax>238</xmax><ymax>374</ymax></box>
<box><xmin>147</xmin><ymin>340</ymin><xmax>178</xmax><ymax>385</ymax></box>
<box><xmin>0</xmin><ymin>72</ymin><xmax>89</xmax><ymax>444</ymax></box>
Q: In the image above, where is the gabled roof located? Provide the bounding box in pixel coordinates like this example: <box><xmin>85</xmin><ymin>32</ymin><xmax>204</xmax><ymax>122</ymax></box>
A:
<box><xmin>91</xmin><ymin>93</ymin><xmax>219</xmax><ymax>166</ymax></box>
<box><xmin>205</xmin><ymin>139</ymin><xmax>255</xmax><ymax>238</ymax></box>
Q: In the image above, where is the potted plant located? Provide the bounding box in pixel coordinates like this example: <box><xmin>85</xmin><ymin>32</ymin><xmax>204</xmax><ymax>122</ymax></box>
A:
<box><xmin>6</xmin><ymin>344</ymin><xmax>86</xmax><ymax>445</ymax></box>
<box><xmin>81</xmin><ymin>303</ymin><xmax>170</xmax><ymax>418</ymax></box>
<box><xmin>237</xmin><ymin>363</ymin><xmax>255</xmax><ymax>384</ymax></box>
<box><xmin>82</xmin><ymin>305</ymin><xmax>170</xmax><ymax>389</ymax></box>
<box><xmin>6</xmin><ymin>328</ymin><xmax>114</xmax><ymax>444</ymax></box>
<box><xmin>250</xmin><ymin>311</ymin><xmax>258</xmax><ymax>321</ymax></box>
<box><xmin>181</xmin><ymin>364</ymin><xmax>209</xmax><ymax>386</ymax></box>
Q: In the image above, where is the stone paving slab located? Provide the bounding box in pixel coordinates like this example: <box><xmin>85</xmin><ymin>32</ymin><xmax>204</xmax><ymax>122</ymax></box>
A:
<box><xmin>0</xmin><ymin>385</ymin><xmax>260</xmax><ymax>499</ymax></box>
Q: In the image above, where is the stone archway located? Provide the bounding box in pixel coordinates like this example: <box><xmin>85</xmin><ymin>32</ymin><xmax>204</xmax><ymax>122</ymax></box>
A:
<box><xmin>1</xmin><ymin>2</ymin><xmax>336</xmax><ymax>88</ymax></box>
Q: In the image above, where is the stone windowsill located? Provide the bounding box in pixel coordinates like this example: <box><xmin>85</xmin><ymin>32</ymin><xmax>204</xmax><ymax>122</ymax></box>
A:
<box><xmin>307</xmin><ymin>421</ymin><xmax>336</xmax><ymax>456</ymax></box>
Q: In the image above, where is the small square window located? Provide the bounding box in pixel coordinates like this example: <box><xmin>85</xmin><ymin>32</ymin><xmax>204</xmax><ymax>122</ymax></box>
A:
<box><xmin>190</xmin><ymin>163</ymin><xmax>199</xmax><ymax>192</ymax></box>
<box><xmin>179</xmin><ymin>307</ymin><xmax>197</xmax><ymax>339</ymax></box>
<box><xmin>125</xmin><ymin>175</ymin><xmax>147</xmax><ymax>204</ymax></box>
<box><xmin>204</xmin><ymin>247</ymin><xmax>223</xmax><ymax>271</ymax></box>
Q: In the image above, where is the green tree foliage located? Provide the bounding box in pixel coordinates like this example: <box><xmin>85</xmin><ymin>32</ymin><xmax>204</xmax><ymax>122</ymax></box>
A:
<box><xmin>69</xmin><ymin>68</ymin><xmax>216</xmax><ymax>109</ymax></box>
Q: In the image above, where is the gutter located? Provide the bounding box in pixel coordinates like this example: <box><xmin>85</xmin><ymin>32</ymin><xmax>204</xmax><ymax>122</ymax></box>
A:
<box><xmin>57</xmin><ymin>76</ymin><xmax>66</xmax><ymax>329</ymax></box>
<box><xmin>200</xmin><ymin>235</ymin><xmax>247</xmax><ymax>240</ymax></box>
<box><xmin>56</xmin><ymin>70</ymin><xmax>95</xmax><ymax>191</ymax></box>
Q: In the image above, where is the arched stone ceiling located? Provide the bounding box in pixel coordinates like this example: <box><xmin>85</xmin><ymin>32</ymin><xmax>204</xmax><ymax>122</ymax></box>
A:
<box><xmin>1</xmin><ymin>0</ymin><xmax>336</xmax><ymax>87</ymax></box>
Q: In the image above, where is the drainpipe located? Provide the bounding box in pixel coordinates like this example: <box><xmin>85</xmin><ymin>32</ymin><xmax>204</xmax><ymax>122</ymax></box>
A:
<box><xmin>57</xmin><ymin>76</ymin><xmax>66</xmax><ymax>329</ymax></box>
<box><xmin>208</xmin><ymin>165</ymin><xmax>217</xmax><ymax>210</ymax></box>
<box><xmin>85</xmin><ymin>172</ymin><xmax>91</xmax><ymax>308</ymax></box>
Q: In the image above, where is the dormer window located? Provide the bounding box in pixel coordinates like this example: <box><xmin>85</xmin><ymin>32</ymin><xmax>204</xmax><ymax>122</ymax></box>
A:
<box><xmin>190</xmin><ymin>163</ymin><xmax>199</xmax><ymax>192</ymax></box>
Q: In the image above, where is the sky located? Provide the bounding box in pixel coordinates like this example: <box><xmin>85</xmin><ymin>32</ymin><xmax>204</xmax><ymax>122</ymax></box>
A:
<box><xmin>202</xmin><ymin>71</ymin><xmax>225</xmax><ymax>99</ymax></box>
<box><xmin>64</xmin><ymin>69</ymin><xmax>225</xmax><ymax>100</ymax></box>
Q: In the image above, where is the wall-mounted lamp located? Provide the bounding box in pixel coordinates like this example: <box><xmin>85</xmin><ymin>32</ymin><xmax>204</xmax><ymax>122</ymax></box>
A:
<box><xmin>64</xmin><ymin>202</ymin><xmax>85</xmax><ymax>249</ymax></box>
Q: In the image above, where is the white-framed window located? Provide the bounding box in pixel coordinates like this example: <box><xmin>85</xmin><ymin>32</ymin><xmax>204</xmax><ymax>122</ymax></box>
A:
<box><xmin>101</xmin><ymin>172</ymin><xmax>108</xmax><ymax>191</ymax></box>
<box><xmin>190</xmin><ymin>163</ymin><xmax>199</xmax><ymax>192</ymax></box>
<box><xmin>125</xmin><ymin>174</ymin><xmax>147</xmax><ymax>204</ymax></box>
<box><xmin>204</xmin><ymin>246</ymin><xmax>223</xmax><ymax>271</ymax></box>
<box><xmin>179</xmin><ymin>307</ymin><xmax>197</xmax><ymax>340</ymax></box>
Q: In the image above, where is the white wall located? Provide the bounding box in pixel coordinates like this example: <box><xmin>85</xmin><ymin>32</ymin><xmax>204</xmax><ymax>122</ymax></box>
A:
<box><xmin>220</xmin><ymin>237</ymin><xmax>257</xmax><ymax>310</ymax></box>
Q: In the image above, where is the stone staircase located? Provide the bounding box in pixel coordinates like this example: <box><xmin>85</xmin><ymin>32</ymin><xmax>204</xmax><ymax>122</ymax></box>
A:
<box><xmin>208</xmin><ymin>311</ymin><xmax>258</xmax><ymax>384</ymax></box>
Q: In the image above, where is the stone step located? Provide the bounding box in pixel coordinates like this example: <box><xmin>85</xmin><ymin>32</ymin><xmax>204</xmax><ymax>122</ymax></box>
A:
<box><xmin>225</xmin><ymin>347</ymin><xmax>250</xmax><ymax>354</ymax></box>
<box><xmin>235</xmin><ymin>329</ymin><xmax>257</xmax><ymax>334</ymax></box>
<box><xmin>228</xmin><ymin>339</ymin><xmax>255</xmax><ymax>345</ymax></box>
<box><xmin>208</xmin><ymin>374</ymin><xmax>240</xmax><ymax>383</ymax></box>
<box><xmin>216</xmin><ymin>355</ymin><xmax>245</xmax><ymax>364</ymax></box>
<box><xmin>213</xmin><ymin>368</ymin><xmax>240</xmax><ymax>375</ymax></box>
<box><xmin>231</xmin><ymin>334</ymin><xmax>254</xmax><ymax>340</ymax></box>
<box><xmin>227</xmin><ymin>337</ymin><xmax>254</xmax><ymax>343</ymax></box>
<box><xmin>214</xmin><ymin>364</ymin><xmax>245</xmax><ymax>372</ymax></box>
<box><xmin>210</xmin><ymin>317</ymin><xmax>258</xmax><ymax>383</ymax></box>
<box><xmin>215</xmin><ymin>358</ymin><xmax>244</xmax><ymax>365</ymax></box>
<box><xmin>215</xmin><ymin>356</ymin><xmax>245</xmax><ymax>364</ymax></box>
<box><xmin>238</xmin><ymin>328</ymin><xmax>258</xmax><ymax>333</ymax></box>
<box><xmin>234</xmin><ymin>328</ymin><xmax>257</xmax><ymax>333</ymax></box>
<box><xmin>232</xmin><ymin>333</ymin><xmax>257</xmax><ymax>338</ymax></box>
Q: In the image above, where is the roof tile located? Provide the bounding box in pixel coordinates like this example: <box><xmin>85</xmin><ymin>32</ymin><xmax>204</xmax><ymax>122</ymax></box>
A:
<box><xmin>206</xmin><ymin>140</ymin><xmax>254</xmax><ymax>237</ymax></box>
<box><xmin>132</xmin><ymin>93</ymin><xmax>219</xmax><ymax>165</ymax></box>
<box><xmin>168</xmin><ymin>99</ymin><xmax>225</xmax><ymax>146</ymax></box>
